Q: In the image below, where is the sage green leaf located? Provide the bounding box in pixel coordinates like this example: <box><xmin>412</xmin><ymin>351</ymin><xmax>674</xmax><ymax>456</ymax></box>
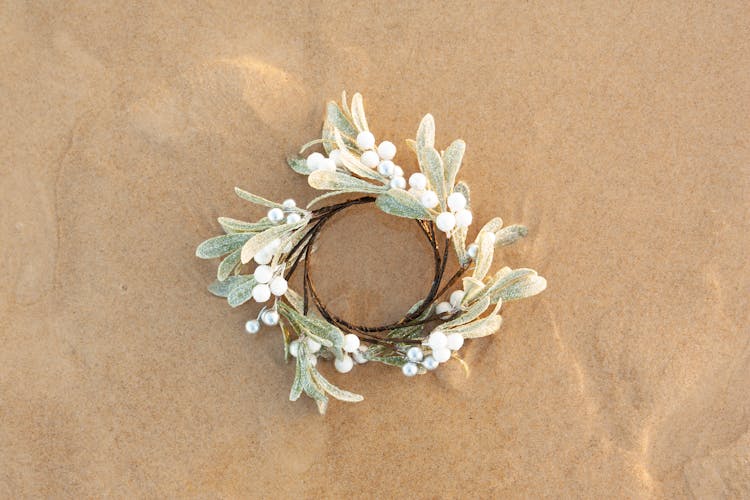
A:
<box><xmin>495</xmin><ymin>224</ymin><xmax>529</xmax><ymax>247</ymax></box>
<box><xmin>240</xmin><ymin>220</ymin><xmax>304</xmax><ymax>264</ymax></box>
<box><xmin>326</xmin><ymin>101</ymin><xmax>358</xmax><ymax>142</ymax></box>
<box><xmin>387</xmin><ymin>324</ymin><xmax>424</xmax><ymax>340</ymax></box>
<box><xmin>306</xmin><ymin>190</ymin><xmax>350</xmax><ymax>209</ymax></box>
<box><xmin>217</xmin><ymin>247</ymin><xmax>242</xmax><ymax>281</ymax></box>
<box><xmin>416</xmin><ymin>114</ymin><xmax>435</xmax><ymax>150</ymax></box>
<box><xmin>448</xmin><ymin>315</ymin><xmax>503</xmax><ymax>339</ymax></box>
<box><xmin>315</xmin><ymin>398</ymin><xmax>329</xmax><ymax>415</ymax></box>
<box><xmin>207</xmin><ymin>275</ymin><xmax>252</xmax><ymax>298</ymax></box>
<box><xmin>287</xmin><ymin>156</ymin><xmax>313</xmax><ymax>175</ymax></box>
<box><xmin>334</xmin><ymin>129</ymin><xmax>385</xmax><ymax>182</ymax></box>
<box><xmin>227</xmin><ymin>276</ymin><xmax>259</xmax><ymax>307</ymax></box>
<box><xmin>497</xmin><ymin>275</ymin><xmax>547</xmax><ymax>301</ymax></box>
<box><xmin>419</xmin><ymin>146</ymin><xmax>446</xmax><ymax>209</ymax></box>
<box><xmin>284</xmin><ymin>288</ymin><xmax>306</xmax><ymax>314</ymax></box>
<box><xmin>405</xmin><ymin>138</ymin><xmax>417</xmax><ymax>154</ymax></box>
<box><xmin>218</xmin><ymin>217</ymin><xmax>273</xmax><ymax>234</ymax></box>
<box><xmin>368</xmin><ymin>355</ymin><xmax>408</xmax><ymax>367</ymax></box>
<box><xmin>479</xmin><ymin>217</ymin><xmax>503</xmax><ymax>235</ymax></box>
<box><xmin>453</xmin><ymin>181</ymin><xmax>470</xmax><ymax>205</ymax></box>
<box><xmin>462</xmin><ymin>276</ymin><xmax>486</xmax><ymax>303</ymax></box>
<box><xmin>376</xmin><ymin>189</ymin><xmax>432</xmax><ymax>220</ymax></box>
<box><xmin>311</xmin><ymin>369</ymin><xmax>363</xmax><ymax>403</ymax></box>
<box><xmin>350</xmin><ymin>92</ymin><xmax>368</xmax><ymax>132</ymax></box>
<box><xmin>234</xmin><ymin>187</ymin><xmax>282</xmax><ymax>208</ymax></box>
<box><xmin>472</xmin><ymin>231</ymin><xmax>495</xmax><ymax>281</ymax></box>
<box><xmin>485</xmin><ymin>268</ymin><xmax>538</xmax><ymax>303</ymax></box>
<box><xmin>341</xmin><ymin>90</ymin><xmax>351</xmax><ymax>116</ymax></box>
<box><xmin>289</xmin><ymin>354</ymin><xmax>304</xmax><ymax>401</ymax></box>
<box><xmin>308</xmin><ymin>170</ymin><xmax>385</xmax><ymax>194</ymax></box>
<box><xmin>196</xmin><ymin>233</ymin><xmax>253</xmax><ymax>259</ymax></box>
<box><xmin>278</xmin><ymin>302</ymin><xmax>344</xmax><ymax>350</ymax></box>
<box><xmin>442</xmin><ymin>296</ymin><xmax>491</xmax><ymax>329</ymax></box>
<box><xmin>443</xmin><ymin>139</ymin><xmax>465</xmax><ymax>190</ymax></box>
<box><xmin>298</xmin><ymin>138</ymin><xmax>327</xmax><ymax>154</ymax></box>
<box><xmin>453</xmin><ymin>225</ymin><xmax>469</xmax><ymax>266</ymax></box>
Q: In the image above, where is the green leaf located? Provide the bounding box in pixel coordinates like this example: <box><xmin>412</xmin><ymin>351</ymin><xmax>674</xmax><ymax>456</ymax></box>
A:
<box><xmin>367</xmin><ymin>355</ymin><xmax>408</xmax><ymax>367</ymax></box>
<box><xmin>325</xmin><ymin>101</ymin><xmax>358</xmax><ymax>142</ymax></box>
<box><xmin>278</xmin><ymin>302</ymin><xmax>344</xmax><ymax>350</ymax></box>
<box><xmin>311</xmin><ymin>369</ymin><xmax>363</xmax><ymax>402</ymax></box>
<box><xmin>495</xmin><ymin>224</ymin><xmax>528</xmax><ymax>247</ymax></box>
<box><xmin>478</xmin><ymin>217</ymin><xmax>503</xmax><ymax>235</ymax></box>
<box><xmin>218</xmin><ymin>217</ymin><xmax>273</xmax><ymax>234</ymax></box>
<box><xmin>483</xmin><ymin>268</ymin><xmax>538</xmax><ymax>303</ymax></box>
<box><xmin>196</xmin><ymin>233</ymin><xmax>253</xmax><ymax>259</ymax></box>
<box><xmin>287</xmin><ymin>156</ymin><xmax>313</xmax><ymax>175</ymax></box>
<box><xmin>443</xmin><ymin>139</ymin><xmax>465</xmax><ymax>190</ymax></box>
<box><xmin>472</xmin><ymin>231</ymin><xmax>495</xmax><ymax>281</ymax></box>
<box><xmin>419</xmin><ymin>146</ymin><xmax>446</xmax><ymax>209</ymax></box>
<box><xmin>461</xmin><ymin>276</ymin><xmax>486</xmax><ymax>303</ymax></box>
<box><xmin>227</xmin><ymin>276</ymin><xmax>258</xmax><ymax>307</ymax></box>
<box><xmin>308</xmin><ymin>170</ymin><xmax>385</xmax><ymax>194</ymax></box>
<box><xmin>416</xmin><ymin>114</ymin><xmax>435</xmax><ymax>150</ymax></box>
<box><xmin>446</xmin><ymin>315</ymin><xmax>503</xmax><ymax>339</ymax></box>
<box><xmin>333</xmin><ymin>129</ymin><xmax>385</xmax><ymax>182</ymax></box>
<box><xmin>350</xmin><ymin>92</ymin><xmax>368</xmax><ymax>132</ymax></box>
<box><xmin>240</xmin><ymin>220</ymin><xmax>304</xmax><ymax>264</ymax></box>
<box><xmin>306</xmin><ymin>190</ymin><xmax>350</xmax><ymax>209</ymax></box>
<box><xmin>442</xmin><ymin>296</ymin><xmax>491</xmax><ymax>329</ymax></box>
<box><xmin>290</xmin><ymin>354</ymin><xmax>304</xmax><ymax>401</ymax></box>
<box><xmin>497</xmin><ymin>275</ymin><xmax>547</xmax><ymax>301</ymax></box>
<box><xmin>234</xmin><ymin>187</ymin><xmax>282</xmax><ymax>208</ymax></box>
<box><xmin>207</xmin><ymin>275</ymin><xmax>252</xmax><ymax>298</ymax></box>
<box><xmin>376</xmin><ymin>189</ymin><xmax>432</xmax><ymax>219</ymax></box>
<box><xmin>217</xmin><ymin>247</ymin><xmax>242</xmax><ymax>280</ymax></box>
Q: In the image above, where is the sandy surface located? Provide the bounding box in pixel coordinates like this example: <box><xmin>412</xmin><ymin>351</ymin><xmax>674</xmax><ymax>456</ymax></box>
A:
<box><xmin>1</xmin><ymin>2</ymin><xmax>748</xmax><ymax>498</ymax></box>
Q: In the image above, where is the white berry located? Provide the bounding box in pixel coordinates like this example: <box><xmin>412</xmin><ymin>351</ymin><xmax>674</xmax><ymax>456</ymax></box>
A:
<box><xmin>447</xmin><ymin>192</ymin><xmax>467</xmax><ymax>212</ymax></box>
<box><xmin>446</xmin><ymin>333</ymin><xmax>464</xmax><ymax>351</ymax></box>
<box><xmin>390</xmin><ymin>177</ymin><xmax>406</xmax><ymax>189</ymax></box>
<box><xmin>427</xmin><ymin>330</ymin><xmax>448</xmax><ymax>349</ymax></box>
<box><xmin>268</xmin><ymin>207</ymin><xmax>284</xmax><ymax>224</ymax></box>
<box><xmin>289</xmin><ymin>340</ymin><xmax>300</xmax><ymax>357</ymax></box>
<box><xmin>269</xmin><ymin>276</ymin><xmax>288</xmax><ymax>296</ymax></box>
<box><xmin>435</xmin><ymin>301</ymin><xmax>452</xmax><ymax>317</ymax></box>
<box><xmin>436</xmin><ymin>212</ymin><xmax>456</xmax><ymax>233</ymax></box>
<box><xmin>306</xmin><ymin>152</ymin><xmax>324</xmax><ymax>170</ymax></box>
<box><xmin>449</xmin><ymin>290</ymin><xmax>465</xmax><ymax>307</ymax></box>
<box><xmin>393</xmin><ymin>165</ymin><xmax>404</xmax><ymax>178</ymax></box>
<box><xmin>282</xmin><ymin>199</ymin><xmax>296</xmax><ymax>209</ymax></box>
<box><xmin>406</xmin><ymin>346</ymin><xmax>424</xmax><ymax>363</ymax></box>
<box><xmin>361</xmin><ymin>150</ymin><xmax>379</xmax><ymax>168</ymax></box>
<box><xmin>254</xmin><ymin>265</ymin><xmax>273</xmax><ymax>284</ymax></box>
<box><xmin>432</xmin><ymin>346</ymin><xmax>451</xmax><ymax>363</ymax></box>
<box><xmin>377</xmin><ymin>140</ymin><xmax>396</xmax><ymax>160</ymax></box>
<box><xmin>422</xmin><ymin>355</ymin><xmax>439</xmax><ymax>370</ymax></box>
<box><xmin>467</xmin><ymin>243</ymin><xmax>478</xmax><ymax>259</ymax></box>
<box><xmin>402</xmin><ymin>362</ymin><xmax>418</xmax><ymax>377</ymax></box>
<box><xmin>329</xmin><ymin>149</ymin><xmax>344</xmax><ymax>166</ymax></box>
<box><xmin>377</xmin><ymin>160</ymin><xmax>395</xmax><ymax>176</ymax></box>
<box><xmin>343</xmin><ymin>334</ymin><xmax>360</xmax><ymax>353</ymax></box>
<box><xmin>455</xmin><ymin>209</ymin><xmax>473</xmax><ymax>228</ymax></box>
<box><xmin>261</xmin><ymin>309</ymin><xmax>279</xmax><ymax>326</ymax></box>
<box><xmin>253</xmin><ymin>249</ymin><xmax>272</xmax><ymax>265</ymax></box>
<box><xmin>252</xmin><ymin>284</ymin><xmax>271</xmax><ymax>303</ymax></box>
<box><xmin>356</xmin><ymin>130</ymin><xmax>375</xmax><ymax>149</ymax></box>
<box><xmin>420</xmin><ymin>190</ymin><xmax>439</xmax><ymax>209</ymax></box>
<box><xmin>334</xmin><ymin>355</ymin><xmax>354</xmax><ymax>373</ymax></box>
<box><xmin>409</xmin><ymin>173</ymin><xmax>427</xmax><ymax>190</ymax></box>
<box><xmin>286</xmin><ymin>213</ymin><xmax>302</xmax><ymax>225</ymax></box>
<box><xmin>305</xmin><ymin>338</ymin><xmax>321</xmax><ymax>353</ymax></box>
<box><xmin>244</xmin><ymin>319</ymin><xmax>260</xmax><ymax>334</ymax></box>
<box><xmin>319</xmin><ymin>158</ymin><xmax>337</xmax><ymax>172</ymax></box>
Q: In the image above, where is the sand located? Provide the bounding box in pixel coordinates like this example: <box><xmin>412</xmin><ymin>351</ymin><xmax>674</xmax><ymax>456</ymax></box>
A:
<box><xmin>1</xmin><ymin>2</ymin><xmax>748</xmax><ymax>497</ymax></box>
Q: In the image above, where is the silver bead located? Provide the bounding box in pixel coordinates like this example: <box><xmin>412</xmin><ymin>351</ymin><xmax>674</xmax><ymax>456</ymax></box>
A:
<box><xmin>378</xmin><ymin>160</ymin><xmax>395</xmax><ymax>176</ymax></box>
<box><xmin>260</xmin><ymin>309</ymin><xmax>279</xmax><ymax>326</ymax></box>
<box><xmin>467</xmin><ymin>243</ymin><xmax>479</xmax><ymax>260</ymax></box>
<box><xmin>244</xmin><ymin>319</ymin><xmax>260</xmax><ymax>334</ymax></box>
<box><xmin>402</xmin><ymin>362</ymin><xmax>418</xmax><ymax>377</ymax></box>
<box><xmin>268</xmin><ymin>207</ymin><xmax>285</xmax><ymax>223</ymax></box>
<box><xmin>422</xmin><ymin>355</ymin><xmax>439</xmax><ymax>370</ymax></box>
<box><xmin>406</xmin><ymin>346</ymin><xmax>424</xmax><ymax>362</ymax></box>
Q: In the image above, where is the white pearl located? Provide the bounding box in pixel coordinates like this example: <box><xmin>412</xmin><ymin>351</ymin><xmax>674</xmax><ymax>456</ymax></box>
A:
<box><xmin>377</xmin><ymin>140</ymin><xmax>396</xmax><ymax>160</ymax></box>
<box><xmin>455</xmin><ymin>209</ymin><xmax>473</xmax><ymax>228</ymax></box>
<box><xmin>467</xmin><ymin>243</ymin><xmax>478</xmax><ymax>259</ymax></box>
<box><xmin>286</xmin><ymin>213</ymin><xmax>302</xmax><ymax>225</ymax></box>
<box><xmin>435</xmin><ymin>301</ymin><xmax>452</xmax><ymax>317</ymax></box>
<box><xmin>253</xmin><ymin>265</ymin><xmax>273</xmax><ymax>284</ymax></box>
<box><xmin>393</xmin><ymin>165</ymin><xmax>404</xmax><ymax>178</ymax></box>
<box><xmin>409</xmin><ymin>173</ymin><xmax>427</xmax><ymax>190</ymax></box>
<box><xmin>329</xmin><ymin>149</ymin><xmax>343</xmax><ymax>166</ymax></box>
<box><xmin>449</xmin><ymin>290</ymin><xmax>465</xmax><ymax>307</ymax></box>
<box><xmin>305</xmin><ymin>337</ymin><xmax>321</xmax><ymax>353</ymax></box>
<box><xmin>282</xmin><ymin>198</ymin><xmax>296</xmax><ymax>209</ymax></box>
<box><xmin>406</xmin><ymin>346</ymin><xmax>424</xmax><ymax>362</ymax></box>
<box><xmin>306</xmin><ymin>152</ymin><xmax>324</xmax><ymax>170</ymax></box>
<box><xmin>432</xmin><ymin>346</ymin><xmax>451</xmax><ymax>363</ymax></box>
<box><xmin>343</xmin><ymin>334</ymin><xmax>360</xmax><ymax>353</ymax></box>
<box><xmin>319</xmin><ymin>158</ymin><xmax>337</xmax><ymax>172</ymax></box>
<box><xmin>267</xmin><ymin>239</ymin><xmax>282</xmax><ymax>251</ymax></box>
<box><xmin>422</xmin><ymin>355</ymin><xmax>439</xmax><ymax>370</ymax></box>
<box><xmin>289</xmin><ymin>339</ymin><xmax>300</xmax><ymax>357</ymax></box>
<box><xmin>253</xmin><ymin>249</ymin><xmax>272</xmax><ymax>265</ymax></box>
<box><xmin>356</xmin><ymin>130</ymin><xmax>376</xmax><ymax>149</ymax></box>
<box><xmin>420</xmin><ymin>190</ymin><xmax>439</xmax><ymax>209</ymax></box>
<box><xmin>267</xmin><ymin>207</ymin><xmax>285</xmax><ymax>224</ymax></box>
<box><xmin>269</xmin><ymin>276</ymin><xmax>288</xmax><ymax>296</ymax></box>
<box><xmin>377</xmin><ymin>160</ymin><xmax>395</xmax><ymax>176</ymax></box>
<box><xmin>352</xmin><ymin>350</ymin><xmax>368</xmax><ymax>364</ymax></box>
<box><xmin>427</xmin><ymin>330</ymin><xmax>448</xmax><ymax>349</ymax></box>
<box><xmin>446</xmin><ymin>333</ymin><xmax>464</xmax><ymax>351</ymax></box>
<box><xmin>252</xmin><ymin>284</ymin><xmax>271</xmax><ymax>303</ymax></box>
<box><xmin>447</xmin><ymin>192</ymin><xmax>467</xmax><ymax>212</ymax></box>
<box><xmin>244</xmin><ymin>319</ymin><xmax>260</xmax><ymax>334</ymax></box>
<box><xmin>261</xmin><ymin>309</ymin><xmax>279</xmax><ymax>326</ymax></box>
<box><xmin>334</xmin><ymin>355</ymin><xmax>354</xmax><ymax>373</ymax></box>
<box><xmin>390</xmin><ymin>177</ymin><xmax>406</xmax><ymax>189</ymax></box>
<box><xmin>436</xmin><ymin>212</ymin><xmax>456</xmax><ymax>233</ymax></box>
<box><xmin>402</xmin><ymin>362</ymin><xmax>418</xmax><ymax>377</ymax></box>
<box><xmin>361</xmin><ymin>150</ymin><xmax>379</xmax><ymax>168</ymax></box>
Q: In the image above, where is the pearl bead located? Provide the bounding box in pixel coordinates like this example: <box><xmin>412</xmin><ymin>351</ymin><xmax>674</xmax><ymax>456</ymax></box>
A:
<box><xmin>356</xmin><ymin>130</ymin><xmax>375</xmax><ymax>149</ymax></box>
<box><xmin>455</xmin><ymin>209</ymin><xmax>473</xmax><ymax>228</ymax></box>
<box><xmin>406</xmin><ymin>346</ymin><xmax>424</xmax><ymax>362</ymax></box>
<box><xmin>435</xmin><ymin>301</ymin><xmax>452</xmax><ymax>317</ymax></box>
<box><xmin>329</xmin><ymin>149</ymin><xmax>343</xmax><ymax>166</ymax></box>
<box><xmin>334</xmin><ymin>355</ymin><xmax>354</xmax><ymax>373</ymax></box>
<box><xmin>422</xmin><ymin>355</ymin><xmax>439</xmax><ymax>370</ymax></box>
<box><xmin>361</xmin><ymin>150</ymin><xmax>379</xmax><ymax>168</ymax></box>
<box><xmin>377</xmin><ymin>160</ymin><xmax>395</xmax><ymax>176</ymax></box>
<box><xmin>269</xmin><ymin>276</ymin><xmax>288</xmax><ymax>296</ymax></box>
<box><xmin>467</xmin><ymin>243</ymin><xmax>478</xmax><ymax>259</ymax></box>
<box><xmin>402</xmin><ymin>362</ymin><xmax>418</xmax><ymax>377</ymax></box>
<box><xmin>427</xmin><ymin>330</ymin><xmax>448</xmax><ymax>349</ymax></box>
<box><xmin>253</xmin><ymin>265</ymin><xmax>273</xmax><ymax>284</ymax></box>
<box><xmin>420</xmin><ymin>190</ymin><xmax>439</xmax><ymax>209</ymax></box>
<box><xmin>244</xmin><ymin>319</ymin><xmax>260</xmax><ymax>334</ymax></box>
<box><xmin>447</xmin><ymin>192</ymin><xmax>467</xmax><ymax>212</ymax></box>
<box><xmin>306</xmin><ymin>152</ymin><xmax>324</xmax><ymax>170</ymax></box>
<box><xmin>286</xmin><ymin>213</ymin><xmax>302</xmax><ymax>225</ymax></box>
<box><xmin>289</xmin><ymin>340</ymin><xmax>300</xmax><ymax>357</ymax></box>
<box><xmin>343</xmin><ymin>334</ymin><xmax>360</xmax><ymax>353</ymax></box>
<box><xmin>449</xmin><ymin>290</ymin><xmax>465</xmax><ymax>307</ymax></box>
<box><xmin>393</xmin><ymin>165</ymin><xmax>404</xmax><ymax>178</ymax></box>
<box><xmin>267</xmin><ymin>207</ymin><xmax>285</xmax><ymax>224</ymax></box>
<box><xmin>319</xmin><ymin>158</ymin><xmax>337</xmax><ymax>172</ymax></box>
<box><xmin>409</xmin><ymin>173</ymin><xmax>427</xmax><ymax>190</ymax></box>
<box><xmin>261</xmin><ymin>309</ymin><xmax>279</xmax><ymax>326</ymax></box>
<box><xmin>432</xmin><ymin>346</ymin><xmax>451</xmax><ymax>363</ymax></box>
<box><xmin>390</xmin><ymin>176</ymin><xmax>406</xmax><ymax>189</ymax></box>
<box><xmin>282</xmin><ymin>198</ymin><xmax>296</xmax><ymax>209</ymax></box>
<box><xmin>436</xmin><ymin>212</ymin><xmax>456</xmax><ymax>233</ymax></box>
<box><xmin>252</xmin><ymin>284</ymin><xmax>271</xmax><ymax>303</ymax></box>
<box><xmin>377</xmin><ymin>140</ymin><xmax>396</xmax><ymax>160</ymax></box>
<box><xmin>352</xmin><ymin>350</ymin><xmax>367</xmax><ymax>364</ymax></box>
<box><xmin>253</xmin><ymin>250</ymin><xmax>272</xmax><ymax>265</ymax></box>
<box><xmin>446</xmin><ymin>333</ymin><xmax>464</xmax><ymax>351</ymax></box>
<box><xmin>305</xmin><ymin>337</ymin><xmax>321</xmax><ymax>353</ymax></box>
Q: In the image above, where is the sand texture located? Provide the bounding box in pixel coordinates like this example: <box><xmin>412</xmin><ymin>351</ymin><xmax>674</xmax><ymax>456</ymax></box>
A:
<box><xmin>1</xmin><ymin>2</ymin><xmax>748</xmax><ymax>498</ymax></box>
